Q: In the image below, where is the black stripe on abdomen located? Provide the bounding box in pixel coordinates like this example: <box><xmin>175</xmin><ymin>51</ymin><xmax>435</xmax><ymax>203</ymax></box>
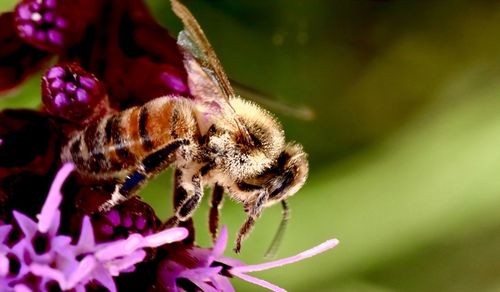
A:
<box><xmin>110</xmin><ymin>114</ymin><xmax>135</xmax><ymax>164</ymax></box>
<box><xmin>139</xmin><ymin>106</ymin><xmax>154</xmax><ymax>151</ymax></box>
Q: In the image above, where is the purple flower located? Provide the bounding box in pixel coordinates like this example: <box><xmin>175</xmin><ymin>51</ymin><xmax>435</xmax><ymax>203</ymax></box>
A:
<box><xmin>14</xmin><ymin>0</ymin><xmax>95</xmax><ymax>52</ymax></box>
<box><xmin>157</xmin><ymin>226</ymin><xmax>339</xmax><ymax>292</ymax></box>
<box><xmin>1</xmin><ymin>0</ymin><xmax>189</xmax><ymax>107</ymax></box>
<box><xmin>90</xmin><ymin>196</ymin><xmax>161</xmax><ymax>243</ymax></box>
<box><xmin>0</xmin><ymin>164</ymin><xmax>189</xmax><ymax>291</ymax></box>
<box><xmin>0</xmin><ymin>1</ymin><xmax>340</xmax><ymax>290</ymax></box>
<box><xmin>0</xmin><ymin>12</ymin><xmax>49</xmax><ymax>93</ymax></box>
<box><xmin>41</xmin><ymin>63</ymin><xmax>110</xmax><ymax>125</ymax></box>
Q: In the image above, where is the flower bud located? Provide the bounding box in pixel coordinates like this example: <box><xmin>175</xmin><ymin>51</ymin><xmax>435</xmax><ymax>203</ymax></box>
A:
<box><xmin>42</xmin><ymin>63</ymin><xmax>109</xmax><ymax>125</ymax></box>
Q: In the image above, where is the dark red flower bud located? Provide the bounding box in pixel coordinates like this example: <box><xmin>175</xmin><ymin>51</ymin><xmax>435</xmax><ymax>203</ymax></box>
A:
<box><xmin>111</xmin><ymin>58</ymin><xmax>189</xmax><ymax>106</ymax></box>
<box><xmin>0</xmin><ymin>12</ymin><xmax>50</xmax><ymax>93</ymax></box>
<box><xmin>14</xmin><ymin>0</ymin><xmax>97</xmax><ymax>52</ymax></box>
<box><xmin>42</xmin><ymin>63</ymin><xmax>110</xmax><ymax>125</ymax></box>
<box><xmin>0</xmin><ymin>171</ymin><xmax>53</xmax><ymax>223</ymax></box>
<box><xmin>65</xmin><ymin>0</ymin><xmax>190</xmax><ymax>108</ymax></box>
<box><xmin>90</xmin><ymin>197</ymin><xmax>161</xmax><ymax>243</ymax></box>
<box><xmin>0</xmin><ymin>109</ymin><xmax>60</xmax><ymax>176</ymax></box>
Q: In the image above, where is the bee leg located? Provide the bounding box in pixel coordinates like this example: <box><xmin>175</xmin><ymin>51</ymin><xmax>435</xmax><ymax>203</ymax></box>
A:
<box><xmin>209</xmin><ymin>184</ymin><xmax>224</xmax><ymax>241</ymax></box>
<box><xmin>98</xmin><ymin>185</ymin><xmax>129</xmax><ymax>212</ymax></box>
<box><xmin>234</xmin><ymin>192</ymin><xmax>268</xmax><ymax>253</ymax></box>
<box><xmin>99</xmin><ymin>140</ymin><xmax>188</xmax><ymax>212</ymax></box>
<box><xmin>234</xmin><ymin>216</ymin><xmax>255</xmax><ymax>254</ymax></box>
<box><xmin>176</xmin><ymin>173</ymin><xmax>203</xmax><ymax>220</ymax></box>
<box><xmin>168</xmin><ymin>168</ymin><xmax>196</xmax><ymax>243</ymax></box>
<box><xmin>164</xmin><ymin>170</ymin><xmax>204</xmax><ymax>230</ymax></box>
<box><xmin>98</xmin><ymin>170</ymin><xmax>149</xmax><ymax>212</ymax></box>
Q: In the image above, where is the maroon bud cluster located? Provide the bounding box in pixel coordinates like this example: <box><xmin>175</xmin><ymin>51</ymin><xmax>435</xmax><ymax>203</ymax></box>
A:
<box><xmin>0</xmin><ymin>110</ymin><xmax>60</xmax><ymax>176</ymax></box>
<box><xmin>14</xmin><ymin>0</ymin><xmax>90</xmax><ymax>52</ymax></box>
<box><xmin>0</xmin><ymin>110</ymin><xmax>61</xmax><ymax>223</ymax></box>
<box><xmin>90</xmin><ymin>197</ymin><xmax>161</xmax><ymax>243</ymax></box>
<box><xmin>0</xmin><ymin>13</ymin><xmax>50</xmax><ymax>93</ymax></box>
<box><xmin>42</xmin><ymin>63</ymin><xmax>109</xmax><ymax>125</ymax></box>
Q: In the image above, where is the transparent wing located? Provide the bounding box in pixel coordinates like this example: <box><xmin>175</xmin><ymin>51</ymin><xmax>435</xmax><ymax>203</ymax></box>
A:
<box><xmin>172</xmin><ymin>1</ymin><xmax>314</xmax><ymax>122</ymax></box>
<box><xmin>231</xmin><ymin>79</ymin><xmax>315</xmax><ymax>121</ymax></box>
<box><xmin>171</xmin><ymin>0</ymin><xmax>252</xmax><ymax>142</ymax></box>
<box><xmin>172</xmin><ymin>0</ymin><xmax>234</xmax><ymax>100</ymax></box>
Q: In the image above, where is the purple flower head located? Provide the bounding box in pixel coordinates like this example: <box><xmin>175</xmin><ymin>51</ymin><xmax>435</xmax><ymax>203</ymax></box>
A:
<box><xmin>91</xmin><ymin>197</ymin><xmax>161</xmax><ymax>243</ymax></box>
<box><xmin>0</xmin><ymin>1</ymin><xmax>338</xmax><ymax>290</ymax></box>
<box><xmin>0</xmin><ymin>164</ymin><xmax>189</xmax><ymax>291</ymax></box>
<box><xmin>157</xmin><ymin>226</ymin><xmax>339</xmax><ymax>291</ymax></box>
<box><xmin>0</xmin><ymin>110</ymin><xmax>61</xmax><ymax>223</ymax></box>
<box><xmin>14</xmin><ymin>0</ymin><xmax>98</xmax><ymax>52</ymax></box>
<box><xmin>41</xmin><ymin>63</ymin><xmax>110</xmax><ymax>125</ymax></box>
<box><xmin>0</xmin><ymin>13</ymin><xmax>49</xmax><ymax>93</ymax></box>
<box><xmin>1</xmin><ymin>0</ymin><xmax>189</xmax><ymax>106</ymax></box>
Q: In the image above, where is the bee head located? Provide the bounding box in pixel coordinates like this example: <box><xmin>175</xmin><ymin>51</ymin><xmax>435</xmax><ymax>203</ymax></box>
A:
<box><xmin>225</xmin><ymin>142</ymin><xmax>308</xmax><ymax>207</ymax></box>
<box><xmin>263</xmin><ymin>143</ymin><xmax>308</xmax><ymax>205</ymax></box>
<box><xmin>248</xmin><ymin>142</ymin><xmax>308</xmax><ymax>207</ymax></box>
<box><xmin>207</xmin><ymin>97</ymin><xmax>285</xmax><ymax>180</ymax></box>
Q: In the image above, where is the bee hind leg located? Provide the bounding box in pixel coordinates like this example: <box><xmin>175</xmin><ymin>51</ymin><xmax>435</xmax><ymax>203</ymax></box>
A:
<box><xmin>98</xmin><ymin>171</ymin><xmax>148</xmax><ymax>212</ymax></box>
<box><xmin>98</xmin><ymin>185</ymin><xmax>129</xmax><ymax>212</ymax></box>
<box><xmin>99</xmin><ymin>140</ymin><xmax>188</xmax><ymax>212</ymax></box>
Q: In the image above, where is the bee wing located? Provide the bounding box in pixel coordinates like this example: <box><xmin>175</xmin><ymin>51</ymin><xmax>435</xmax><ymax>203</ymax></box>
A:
<box><xmin>171</xmin><ymin>0</ymin><xmax>252</xmax><ymax>141</ymax></box>
<box><xmin>172</xmin><ymin>0</ymin><xmax>234</xmax><ymax>100</ymax></box>
<box><xmin>231</xmin><ymin>79</ymin><xmax>315</xmax><ymax>121</ymax></box>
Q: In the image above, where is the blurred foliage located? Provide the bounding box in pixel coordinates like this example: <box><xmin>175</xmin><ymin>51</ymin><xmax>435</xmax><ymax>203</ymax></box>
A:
<box><xmin>3</xmin><ymin>0</ymin><xmax>500</xmax><ymax>291</ymax></box>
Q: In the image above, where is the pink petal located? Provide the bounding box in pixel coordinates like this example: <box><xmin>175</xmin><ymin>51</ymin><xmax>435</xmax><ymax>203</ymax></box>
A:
<box><xmin>13</xmin><ymin>211</ymin><xmax>37</xmax><ymax>238</ymax></box>
<box><xmin>38</xmin><ymin>163</ymin><xmax>74</xmax><ymax>233</ymax></box>
<box><xmin>231</xmin><ymin>271</ymin><xmax>286</xmax><ymax>292</ymax></box>
<box><xmin>217</xmin><ymin>256</ymin><xmax>245</xmax><ymax>268</ymax></box>
<box><xmin>231</xmin><ymin>239</ymin><xmax>339</xmax><ymax>273</ymax></box>
<box><xmin>14</xmin><ymin>284</ymin><xmax>32</xmax><ymax>292</ymax></box>
<box><xmin>30</xmin><ymin>263</ymin><xmax>67</xmax><ymax>289</ymax></box>
<box><xmin>52</xmin><ymin>234</ymin><xmax>71</xmax><ymax>249</ymax></box>
<box><xmin>106</xmin><ymin>250</ymin><xmax>145</xmax><ymax>276</ymax></box>
<box><xmin>46</xmin><ymin>210</ymin><xmax>61</xmax><ymax>235</ymax></box>
<box><xmin>211</xmin><ymin>275</ymin><xmax>235</xmax><ymax>292</ymax></box>
<box><xmin>91</xmin><ymin>265</ymin><xmax>117</xmax><ymax>292</ymax></box>
<box><xmin>188</xmin><ymin>279</ymin><xmax>218</xmax><ymax>292</ymax></box>
<box><xmin>211</xmin><ymin>225</ymin><xmax>228</xmax><ymax>259</ymax></box>
<box><xmin>178</xmin><ymin>266</ymin><xmax>222</xmax><ymax>281</ymax></box>
<box><xmin>143</xmin><ymin>227</ymin><xmax>188</xmax><ymax>247</ymax></box>
<box><xmin>95</xmin><ymin>234</ymin><xmax>143</xmax><ymax>261</ymax></box>
<box><xmin>75</xmin><ymin>217</ymin><xmax>95</xmax><ymax>253</ymax></box>
<box><xmin>0</xmin><ymin>254</ymin><xmax>8</xmax><ymax>276</ymax></box>
<box><xmin>0</xmin><ymin>225</ymin><xmax>12</xmax><ymax>243</ymax></box>
<box><xmin>66</xmin><ymin>256</ymin><xmax>97</xmax><ymax>289</ymax></box>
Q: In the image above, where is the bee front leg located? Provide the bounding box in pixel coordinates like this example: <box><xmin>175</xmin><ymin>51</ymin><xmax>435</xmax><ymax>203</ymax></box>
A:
<box><xmin>209</xmin><ymin>184</ymin><xmax>225</xmax><ymax>241</ymax></box>
<box><xmin>234</xmin><ymin>192</ymin><xmax>268</xmax><ymax>253</ymax></box>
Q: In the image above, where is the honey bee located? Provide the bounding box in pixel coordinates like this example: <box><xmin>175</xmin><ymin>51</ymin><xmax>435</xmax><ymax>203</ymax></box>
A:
<box><xmin>62</xmin><ymin>0</ymin><xmax>309</xmax><ymax>253</ymax></box>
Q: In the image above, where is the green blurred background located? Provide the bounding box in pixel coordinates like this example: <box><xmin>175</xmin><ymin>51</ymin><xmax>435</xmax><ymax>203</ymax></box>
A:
<box><xmin>3</xmin><ymin>0</ymin><xmax>500</xmax><ymax>291</ymax></box>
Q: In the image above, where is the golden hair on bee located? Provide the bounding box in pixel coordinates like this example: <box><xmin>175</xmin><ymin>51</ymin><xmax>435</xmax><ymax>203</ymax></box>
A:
<box><xmin>63</xmin><ymin>0</ymin><xmax>310</xmax><ymax>254</ymax></box>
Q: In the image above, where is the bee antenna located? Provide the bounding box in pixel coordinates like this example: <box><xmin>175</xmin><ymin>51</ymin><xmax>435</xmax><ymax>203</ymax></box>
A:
<box><xmin>264</xmin><ymin>200</ymin><xmax>291</xmax><ymax>259</ymax></box>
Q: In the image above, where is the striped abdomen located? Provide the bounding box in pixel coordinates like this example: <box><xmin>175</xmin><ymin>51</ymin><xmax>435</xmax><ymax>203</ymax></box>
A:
<box><xmin>62</xmin><ymin>97</ymin><xmax>198</xmax><ymax>177</ymax></box>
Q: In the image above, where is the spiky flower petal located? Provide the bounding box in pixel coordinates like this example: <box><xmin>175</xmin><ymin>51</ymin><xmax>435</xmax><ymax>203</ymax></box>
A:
<box><xmin>157</xmin><ymin>226</ymin><xmax>339</xmax><ymax>291</ymax></box>
<box><xmin>0</xmin><ymin>164</ymin><xmax>188</xmax><ymax>291</ymax></box>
